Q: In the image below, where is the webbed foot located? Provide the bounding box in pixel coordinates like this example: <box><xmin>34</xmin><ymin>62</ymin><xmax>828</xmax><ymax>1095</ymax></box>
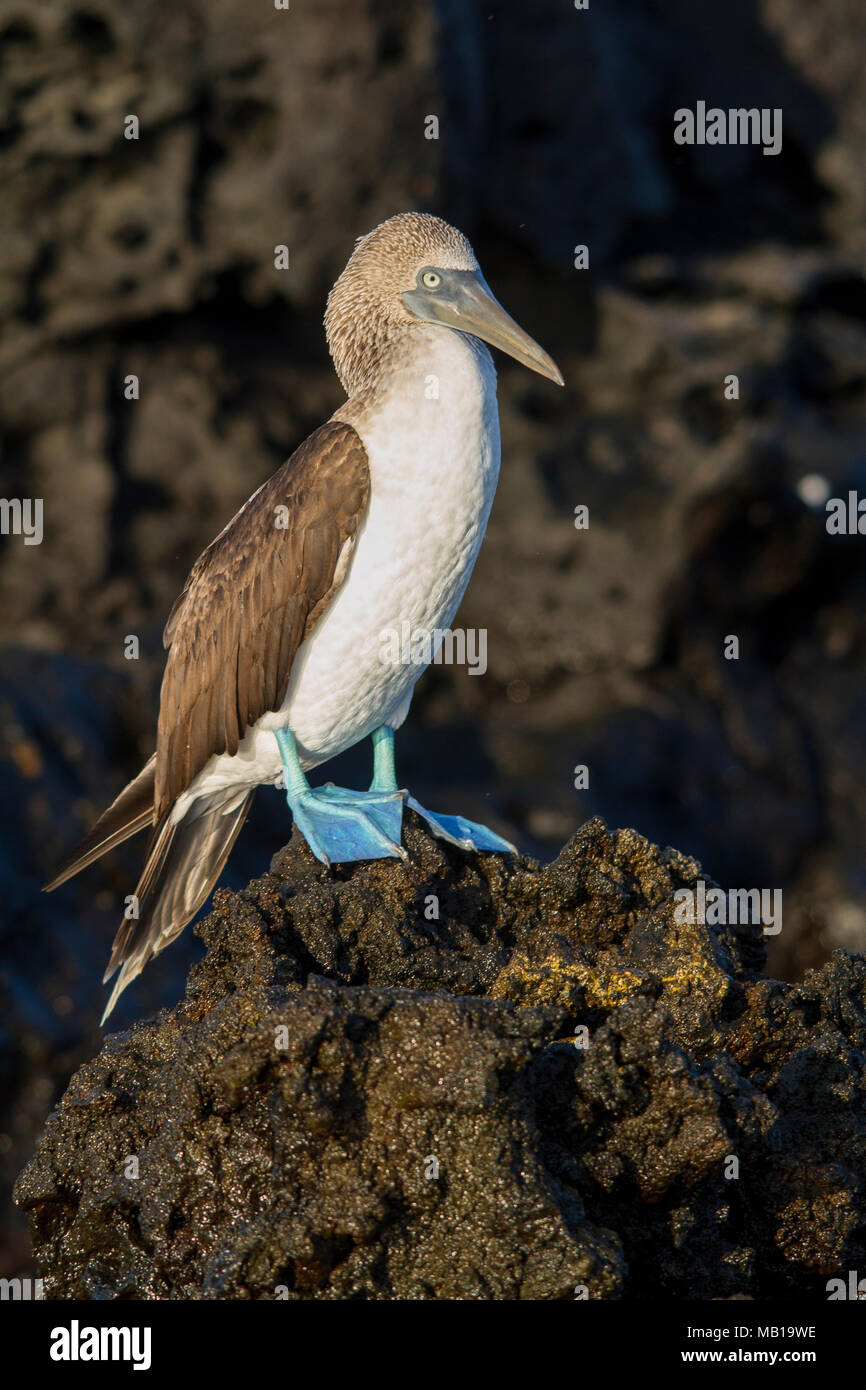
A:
<box><xmin>405</xmin><ymin>795</ymin><xmax>517</xmax><ymax>854</ymax></box>
<box><xmin>289</xmin><ymin>785</ymin><xmax>407</xmax><ymax>866</ymax></box>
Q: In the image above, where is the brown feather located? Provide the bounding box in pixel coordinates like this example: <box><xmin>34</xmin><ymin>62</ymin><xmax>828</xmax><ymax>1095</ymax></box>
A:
<box><xmin>44</xmin><ymin>756</ymin><xmax>157</xmax><ymax>891</ymax></box>
<box><xmin>155</xmin><ymin>419</ymin><xmax>369</xmax><ymax>820</ymax></box>
<box><xmin>47</xmin><ymin>422</ymin><xmax>367</xmax><ymax>873</ymax></box>
<box><xmin>100</xmin><ymin>788</ymin><xmax>254</xmax><ymax>1021</ymax></box>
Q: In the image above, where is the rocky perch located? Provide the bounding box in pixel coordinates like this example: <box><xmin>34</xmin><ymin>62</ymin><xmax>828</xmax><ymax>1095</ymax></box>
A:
<box><xmin>15</xmin><ymin>816</ymin><xmax>866</xmax><ymax>1300</ymax></box>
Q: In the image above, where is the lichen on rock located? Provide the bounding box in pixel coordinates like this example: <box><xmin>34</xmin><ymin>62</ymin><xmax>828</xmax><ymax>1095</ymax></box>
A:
<box><xmin>15</xmin><ymin>815</ymin><xmax>866</xmax><ymax>1299</ymax></box>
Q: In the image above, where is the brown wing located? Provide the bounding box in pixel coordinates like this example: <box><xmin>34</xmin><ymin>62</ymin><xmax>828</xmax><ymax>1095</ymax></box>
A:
<box><xmin>155</xmin><ymin>420</ymin><xmax>370</xmax><ymax>820</ymax></box>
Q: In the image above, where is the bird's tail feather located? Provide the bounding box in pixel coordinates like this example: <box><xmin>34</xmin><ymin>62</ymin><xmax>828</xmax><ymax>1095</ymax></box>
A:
<box><xmin>100</xmin><ymin>787</ymin><xmax>254</xmax><ymax>1023</ymax></box>
<box><xmin>44</xmin><ymin>755</ymin><xmax>158</xmax><ymax>891</ymax></box>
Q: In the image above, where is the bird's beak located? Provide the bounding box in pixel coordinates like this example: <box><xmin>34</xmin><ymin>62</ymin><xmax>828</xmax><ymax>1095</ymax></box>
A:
<box><xmin>402</xmin><ymin>269</ymin><xmax>564</xmax><ymax>386</ymax></box>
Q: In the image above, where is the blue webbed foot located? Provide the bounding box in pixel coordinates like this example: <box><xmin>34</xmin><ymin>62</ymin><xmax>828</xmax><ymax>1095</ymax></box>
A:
<box><xmin>405</xmin><ymin>795</ymin><xmax>517</xmax><ymax>855</ymax></box>
<box><xmin>277</xmin><ymin>725</ymin><xmax>516</xmax><ymax>866</ymax></box>
<box><xmin>290</xmin><ymin>785</ymin><xmax>407</xmax><ymax>866</ymax></box>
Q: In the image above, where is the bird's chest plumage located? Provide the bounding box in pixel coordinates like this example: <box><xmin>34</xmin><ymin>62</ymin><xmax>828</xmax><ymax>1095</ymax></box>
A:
<box><xmin>283</xmin><ymin>332</ymin><xmax>500</xmax><ymax>764</ymax></box>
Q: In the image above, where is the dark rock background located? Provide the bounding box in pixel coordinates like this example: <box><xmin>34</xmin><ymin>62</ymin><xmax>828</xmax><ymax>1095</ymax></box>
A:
<box><xmin>15</xmin><ymin>819</ymin><xmax>866</xmax><ymax>1299</ymax></box>
<box><xmin>2</xmin><ymin>0</ymin><xmax>866</xmax><ymax>1282</ymax></box>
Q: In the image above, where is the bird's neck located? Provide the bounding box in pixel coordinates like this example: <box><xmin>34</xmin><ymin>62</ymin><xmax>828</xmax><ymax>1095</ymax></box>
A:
<box><xmin>340</xmin><ymin>324</ymin><xmax>495</xmax><ymax>410</ymax></box>
<box><xmin>334</xmin><ymin>326</ymin><xmax>499</xmax><ymax>492</ymax></box>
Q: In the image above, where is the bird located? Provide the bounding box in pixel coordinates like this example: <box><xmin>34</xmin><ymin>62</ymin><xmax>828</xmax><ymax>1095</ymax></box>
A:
<box><xmin>46</xmin><ymin>212</ymin><xmax>563</xmax><ymax>1021</ymax></box>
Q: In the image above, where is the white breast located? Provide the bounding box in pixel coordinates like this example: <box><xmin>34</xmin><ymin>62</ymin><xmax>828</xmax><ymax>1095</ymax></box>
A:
<box><xmin>285</xmin><ymin>328</ymin><xmax>500</xmax><ymax>763</ymax></box>
<box><xmin>175</xmin><ymin>327</ymin><xmax>500</xmax><ymax>815</ymax></box>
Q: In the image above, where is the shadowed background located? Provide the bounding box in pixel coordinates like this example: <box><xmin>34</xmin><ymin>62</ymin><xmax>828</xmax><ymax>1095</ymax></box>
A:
<box><xmin>1</xmin><ymin>0</ymin><xmax>865</xmax><ymax>1275</ymax></box>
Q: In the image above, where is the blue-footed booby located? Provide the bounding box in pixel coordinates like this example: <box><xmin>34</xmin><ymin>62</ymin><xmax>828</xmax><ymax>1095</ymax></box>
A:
<box><xmin>46</xmin><ymin>213</ymin><xmax>563</xmax><ymax>1020</ymax></box>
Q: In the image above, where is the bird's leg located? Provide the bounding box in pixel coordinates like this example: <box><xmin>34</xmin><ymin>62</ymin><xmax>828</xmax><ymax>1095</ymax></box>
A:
<box><xmin>275</xmin><ymin>727</ymin><xmax>406</xmax><ymax>866</ymax></box>
<box><xmin>374</xmin><ymin>725</ymin><xmax>518</xmax><ymax>856</ymax></box>
<box><xmin>369</xmin><ymin>724</ymin><xmax>399</xmax><ymax>793</ymax></box>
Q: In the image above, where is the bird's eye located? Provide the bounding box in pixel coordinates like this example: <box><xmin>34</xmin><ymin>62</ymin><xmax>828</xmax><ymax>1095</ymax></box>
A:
<box><xmin>421</xmin><ymin>270</ymin><xmax>441</xmax><ymax>289</ymax></box>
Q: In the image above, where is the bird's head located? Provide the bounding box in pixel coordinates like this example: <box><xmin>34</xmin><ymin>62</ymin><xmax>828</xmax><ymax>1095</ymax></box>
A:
<box><xmin>325</xmin><ymin>212</ymin><xmax>563</xmax><ymax>394</ymax></box>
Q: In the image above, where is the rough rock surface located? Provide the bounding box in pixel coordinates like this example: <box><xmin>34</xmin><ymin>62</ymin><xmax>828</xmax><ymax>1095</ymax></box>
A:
<box><xmin>16</xmin><ymin>817</ymin><xmax>866</xmax><ymax>1299</ymax></box>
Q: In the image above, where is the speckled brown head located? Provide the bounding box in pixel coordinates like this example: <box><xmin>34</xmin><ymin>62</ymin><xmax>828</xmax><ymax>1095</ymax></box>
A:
<box><xmin>325</xmin><ymin>212</ymin><xmax>563</xmax><ymax>396</ymax></box>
